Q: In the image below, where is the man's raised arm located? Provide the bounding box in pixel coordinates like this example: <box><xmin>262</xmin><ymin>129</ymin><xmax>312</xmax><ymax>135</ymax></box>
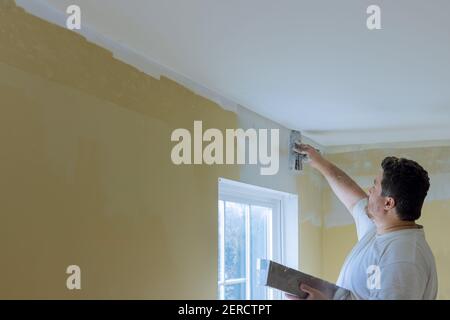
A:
<box><xmin>296</xmin><ymin>144</ymin><xmax>367</xmax><ymax>213</ymax></box>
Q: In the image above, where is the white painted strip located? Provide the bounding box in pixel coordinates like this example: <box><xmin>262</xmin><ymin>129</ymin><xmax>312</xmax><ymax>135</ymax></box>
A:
<box><xmin>15</xmin><ymin>0</ymin><xmax>239</xmax><ymax>112</ymax></box>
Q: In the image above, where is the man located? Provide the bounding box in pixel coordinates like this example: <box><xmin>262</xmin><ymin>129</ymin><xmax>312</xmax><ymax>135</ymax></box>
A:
<box><xmin>288</xmin><ymin>144</ymin><xmax>438</xmax><ymax>300</ymax></box>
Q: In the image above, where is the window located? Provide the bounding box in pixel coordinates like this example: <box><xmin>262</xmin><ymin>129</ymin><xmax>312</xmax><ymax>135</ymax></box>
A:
<box><xmin>218</xmin><ymin>178</ymin><xmax>298</xmax><ymax>300</ymax></box>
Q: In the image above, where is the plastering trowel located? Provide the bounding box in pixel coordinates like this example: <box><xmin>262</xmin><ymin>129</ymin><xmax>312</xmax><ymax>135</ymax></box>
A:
<box><xmin>289</xmin><ymin>130</ymin><xmax>320</xmax><ymax>173</ymax></box>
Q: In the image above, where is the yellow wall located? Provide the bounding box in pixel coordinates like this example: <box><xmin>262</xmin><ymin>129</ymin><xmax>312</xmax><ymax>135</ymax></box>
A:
<box><xmin>322</xmin><ymin>224</ymin><xmax>356</xmax><ymax>284</ymax></box>
<box><xmin>0</xmin><ymin>1</ymin><xmax>324</xmax><ymax>298</ymax></box>
<box><xmin>298</xmin><ymin>167</ymin><xmax>324</xmax><ymax>277</ymax></box>
<box><xmin>322</xmin><ymin>146</ymin><xmax>450</xmax><ymax>299</ymax></box>
<box><xmin>0</xmin><ymin>1</ymin><xmax>241</xmax><ymax>299</ymax></box>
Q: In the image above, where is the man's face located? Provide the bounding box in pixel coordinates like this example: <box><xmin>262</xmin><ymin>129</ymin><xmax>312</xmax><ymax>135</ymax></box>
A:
<box><xmin>367</xmin><ymin>170</ymin><xmax>388</xmax><ymax>221</ymax></box>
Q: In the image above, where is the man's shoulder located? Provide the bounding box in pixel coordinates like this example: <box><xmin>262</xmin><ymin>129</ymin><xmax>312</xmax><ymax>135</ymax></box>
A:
<box><xmin>351</xmin><ymin>197</ymin><xmax>375</xmax><ymax>241</ymax></box>
<box><xmin>378</xmin><ymin>230</ymin><xmax>429</xmax><ymax>265</ymax></box>
<box><xmin>351</xmin><ymin>197</ymin><xmax>368</xmax><ymax>215</ymax></box>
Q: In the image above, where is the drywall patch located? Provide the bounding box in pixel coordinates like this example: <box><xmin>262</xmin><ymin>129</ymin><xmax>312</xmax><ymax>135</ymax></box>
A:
<box><xmin>326</xmin><ymin>140</ymin><xmax>450</xmax><ymax>155</ymax></box>
<box><xmin>323</xmin><ymin>196</ymin><xmax>353</xmax><ymax>229</ymax></box>
<box><xmin>428</xmin><ymin>173</ymin><xmax>450</xmax><ymax>202</ymax></box>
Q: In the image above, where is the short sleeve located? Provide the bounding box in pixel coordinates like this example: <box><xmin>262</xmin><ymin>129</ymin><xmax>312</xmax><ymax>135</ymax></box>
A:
<box><xmin>352</xmin><ymin>198</ymin><xmax>375</xmax><ymax>240</ymax></box>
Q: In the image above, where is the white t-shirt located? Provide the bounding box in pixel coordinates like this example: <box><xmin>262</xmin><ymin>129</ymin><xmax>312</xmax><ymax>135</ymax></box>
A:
<box><xmin>336</xmin><ymin>198</ymin><xmax>438</xmax><ymax>300</ymax></box>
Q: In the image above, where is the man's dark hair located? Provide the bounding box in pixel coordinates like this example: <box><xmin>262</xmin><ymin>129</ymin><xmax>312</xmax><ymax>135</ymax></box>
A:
<box><xmin>381</xmin><ymin>157</ymin><xmax>430</xmax><ymax>221</ymax></box>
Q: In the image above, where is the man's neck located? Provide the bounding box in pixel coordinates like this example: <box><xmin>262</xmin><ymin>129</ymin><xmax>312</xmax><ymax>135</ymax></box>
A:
<box><xmin>376</xmin><ymin>221</ymin><xmax>420</xmax><ymax>235</ymax></box>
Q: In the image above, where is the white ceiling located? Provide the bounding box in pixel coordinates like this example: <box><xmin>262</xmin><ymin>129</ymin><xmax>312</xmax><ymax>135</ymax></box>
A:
<box><xmin>17</xmin><ymin>0</ymin><xmax>450</xmax><ymax>146</ymax></box>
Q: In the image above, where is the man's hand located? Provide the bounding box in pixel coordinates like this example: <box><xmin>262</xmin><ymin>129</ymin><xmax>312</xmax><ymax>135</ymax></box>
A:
<box><xmin>293</xmin><ymin>144</ymin><xmax>323</xmax><ymax>169</ymax></box>
<box><xmin>285</xmin><ymin>284</ymin><xmax>328</xmax><ymax>300</ymax></box>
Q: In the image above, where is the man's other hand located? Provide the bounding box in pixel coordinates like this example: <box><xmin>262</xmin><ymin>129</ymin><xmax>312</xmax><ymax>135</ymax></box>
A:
<box><xmin>285</xmin><ymin>284</ymin><xmax>328</xmax><ymax>300</ymax></box>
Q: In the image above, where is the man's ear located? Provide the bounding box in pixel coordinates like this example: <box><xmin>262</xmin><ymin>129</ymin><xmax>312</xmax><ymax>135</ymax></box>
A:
<box><xmin>384</xmin><ymin>197</ymin><xmax>396</xmax><ymax>211</ymax></box>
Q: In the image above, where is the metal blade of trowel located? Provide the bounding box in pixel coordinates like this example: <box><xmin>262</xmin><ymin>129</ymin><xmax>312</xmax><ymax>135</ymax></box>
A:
<box><xmin>289</xmin><ymin>130</ymin><xmax>306</xmax><ymax>173</ymax></box>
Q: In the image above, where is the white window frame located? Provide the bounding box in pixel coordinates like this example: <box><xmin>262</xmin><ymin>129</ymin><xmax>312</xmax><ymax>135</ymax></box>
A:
<box><xmin>218</xmin><ymin>178</ymin><xmax>298</xmax><ymax>300</ymax></box>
